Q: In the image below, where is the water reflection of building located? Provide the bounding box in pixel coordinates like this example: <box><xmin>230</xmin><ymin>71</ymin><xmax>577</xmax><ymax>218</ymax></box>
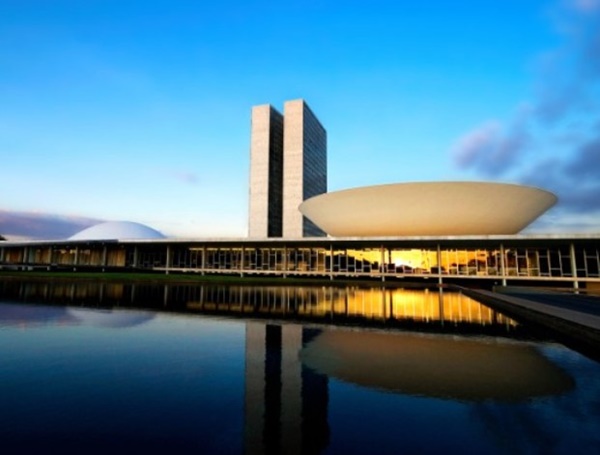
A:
<box><xmin>242</xmin><ymin>322</ymin><xmax>575</xmax><ymax>455</ymax></box>
<box><xmin>300</xmin><ymin>330</ymin><xmax>575</xmax><ymax>402</ymax></box>
<box><xmin>0</xmin><ymin>280</ymin><xmax>527</xmax><ymax>337</ymax></box>
<box><xmin>245</xmin><ymin>323</ymin><xmax>329</xmax><ymax>455</ymax></box>
<box><xmin>0</xmin><ymin>301</ymin><xmax>154</xmax><ymax>329</ymax></box>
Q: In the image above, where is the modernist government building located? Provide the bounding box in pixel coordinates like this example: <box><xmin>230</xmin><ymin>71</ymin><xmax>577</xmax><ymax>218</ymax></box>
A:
<box><xmin>1</xmin><ymin>100</ymin><xmax>599</xmax><ymax>289</ymax></box>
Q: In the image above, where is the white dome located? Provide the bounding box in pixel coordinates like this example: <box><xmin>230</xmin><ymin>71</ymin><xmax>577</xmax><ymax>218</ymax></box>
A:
<box><xmin>69</xmin><ymin>221</ymin><xmax>165</xmax><ymax>240</ymax></box>
<box><xmin>299</xmin><ymin>182</ymin><xmax>557</xmax><ymax>237</ymax></box>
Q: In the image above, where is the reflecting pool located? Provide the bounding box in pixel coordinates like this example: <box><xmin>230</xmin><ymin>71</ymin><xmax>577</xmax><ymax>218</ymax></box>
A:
<box><xmin>1</xmin><ymin>279</ymin><xmax>599</xmax><ymax>453</ymax></box>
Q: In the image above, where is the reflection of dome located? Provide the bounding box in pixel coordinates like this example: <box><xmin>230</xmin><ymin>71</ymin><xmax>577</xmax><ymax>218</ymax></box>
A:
<box><xmin>299</xmin><ymin>182</ymin><xmax>557</xmax><ymax>236</ymax></box>
<box><xmin>68</xmin><ymin>308</ymin><xmax>155</xmax><ymax>328</ymax></box>
<box><xmin>69</xmin><ymin>221</ymin><xmax>165</xmax><ymax>240</ymax></box>
<box><xmin>0</xmin><ymin>302</ymin><xmax>77</xmax><ymax>327</ymax></box>
<box><xmin>300</xmin><ymin>330</ymin><xmax>573</xmax><ymax>402</ymax></box>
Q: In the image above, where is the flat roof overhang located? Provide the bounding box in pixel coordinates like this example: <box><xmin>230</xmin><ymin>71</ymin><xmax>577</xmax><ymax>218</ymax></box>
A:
<box><xmin>2</xmin><ymin>233</ymin><xmax>600</xmax><ymax>249</ymax></box>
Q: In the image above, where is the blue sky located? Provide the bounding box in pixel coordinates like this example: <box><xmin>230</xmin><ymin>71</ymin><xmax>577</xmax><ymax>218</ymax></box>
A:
<box><xmin>1</xmin><ymin>0</ymin><xmax>599</xmax><ymax>238</ymax></box>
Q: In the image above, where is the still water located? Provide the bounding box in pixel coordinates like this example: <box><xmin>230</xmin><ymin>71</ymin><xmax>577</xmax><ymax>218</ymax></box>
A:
<box><xmin>1</xmin><ymin>279</ymin><xmax>599</xmax><ymax>454</ymax></box>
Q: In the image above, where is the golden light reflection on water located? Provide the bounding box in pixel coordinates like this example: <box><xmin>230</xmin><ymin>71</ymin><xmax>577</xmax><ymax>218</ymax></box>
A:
<box><xmin>1</xmin><ymin>279</ymin><xmax>575</xmax><ymax>405</ymax></box>
<box><xmin>0</xmin><ymin>279</ymin><xmax>516</xmax><ymax>329</ymax></box>
<box><xmin>190</xmin><ymin>286</ymin><xmax>516</xmax><ymax>327</ymax></box>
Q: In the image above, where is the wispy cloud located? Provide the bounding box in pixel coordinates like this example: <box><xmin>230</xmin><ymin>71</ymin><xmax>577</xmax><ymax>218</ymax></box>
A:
<box><xmin>451</xmin><ymin>0</ymin><xmax>600</xmax><ymax>229</ymax></box>
<box><xmin>523</xmin><ymin>127</ymin><xmax>600</xmax><ymax>216</ymax></box>
<box><xmin>451</xmin><ymin>107</ymin><xmax>531</xmax><ymax>177</ymax></box>
<box><xmin>571</xmin><ymin>0</ymin><xmax>600</xmax><ymax>14</ymax></box>
<box><xmin>452</xmin><ymin>121</ymin><xmax>500</xmax><ymax>170</ymax></box>
<box><xmin>171</xmin><ymin>171</ymin><xmax>199</xmax><ymax>184</ymax></box>
<box><xmin>0</xmin><ymin>210</ymin><xmax>103</xmax><ymax>240</ymax></box>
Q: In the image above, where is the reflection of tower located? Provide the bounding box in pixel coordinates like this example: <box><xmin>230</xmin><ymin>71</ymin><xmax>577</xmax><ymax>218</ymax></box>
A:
<box><xmin>248</xmin><ymin>99</ymin><xmax>327</xmax><ymax>238</ymax></box>
<box><xmin>300</xmin><ymin>328</ymin><xmax>329</xmax><ymax>455</ymax></box>
<box><xmin>244</xmin><ymin>323</ymin><xmax>329</xmax><ymax>455</ymax></box>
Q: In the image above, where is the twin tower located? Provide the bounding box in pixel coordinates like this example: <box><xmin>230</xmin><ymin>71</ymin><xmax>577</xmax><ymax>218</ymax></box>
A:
<box><xmin>248</xmin><ymin>99</ymin><xmax>327</xmax><ymax>238</ymax></box>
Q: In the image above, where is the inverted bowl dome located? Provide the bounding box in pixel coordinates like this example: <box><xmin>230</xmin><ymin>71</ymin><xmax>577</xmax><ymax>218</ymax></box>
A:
<box><xmin>299</xmin><ymin>182</ymin><xmax>557</xmax><ymax>237</ymax></box>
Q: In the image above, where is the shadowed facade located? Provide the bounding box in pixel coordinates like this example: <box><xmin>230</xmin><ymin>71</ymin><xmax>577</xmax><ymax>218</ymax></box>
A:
<box><xmin>249</xmin><ymin>100</ymin><xmax>327</xmax><ymax>239</ymax></box>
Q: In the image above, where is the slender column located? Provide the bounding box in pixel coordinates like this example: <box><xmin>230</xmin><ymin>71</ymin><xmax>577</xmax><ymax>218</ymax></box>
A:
<box><xmin>165</xmin><ymin>245</ymin><xmax>171</xmax><ymax>275</ymax></box>
<box><xmin>329</xmin><ymin>244</ymin><xmax>333</xmax><ymax>281</ymax></box>
<box><xmin>500</xmin><ymin>244</ymin><xmax>507</xmax><ymax>287</ymax></box>
<box><xmin>102</xmin><ymin>245</ymin><xmax>108</xmax><ymax>271</ymax></box>
<box><xmin>283</xmin><ymin>245</ymin><xmax>287</xmax><ymax>278</ymax></box>
<box><xmin>133</xmin><ymin>246</ymin><xmax>139</xmax><ymax>269</ymax></box>
<box><xmin>570</xmin><ymin>243</ymin><xmax>579</xmax><ymax>292</ymax></box>
<box><xmin>241</xmin><ymin>246</ymin><xmax>245</xmax><ymax>277</ymax></box>
<box><xmin>437</xmin><ymin>244</ymin><xmax>443</xmax><ymax>285</ymax></box>
<box><xmin>201</xmin><ymin>246</ymin><xmax>206</xmax><ymax>276</ymax></box>
<box><xmin>22</xmin><ymin>246</ymin><xmax>28</xmax><ymax>265</ymax></box>
<box><xmin>380</xmin><ymin>246</ymin><xmax>386</xmax><ymax>282</ymax></box>
<box><xmin>73</xmin><ymin>246</ymin><xmax>79</xmax><ymax>270</ymax></box>
<box><xmin>0</xmin><ymin>245</ymin><xmax>4</xmax><ymax>264</ymax></box>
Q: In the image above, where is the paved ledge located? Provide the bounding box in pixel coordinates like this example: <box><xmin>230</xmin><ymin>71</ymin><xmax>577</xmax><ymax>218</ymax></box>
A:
<box><xmin>461</xmin><ymin>287</ymin><xmax>600</xmax><ymax>355</ymax></box>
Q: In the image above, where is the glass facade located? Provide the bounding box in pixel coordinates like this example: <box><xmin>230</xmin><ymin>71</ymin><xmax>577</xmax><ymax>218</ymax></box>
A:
<box><xmin>2</xmin><ymin>238</ymin><xmax>599</xmax><ymax>286</ymax></box>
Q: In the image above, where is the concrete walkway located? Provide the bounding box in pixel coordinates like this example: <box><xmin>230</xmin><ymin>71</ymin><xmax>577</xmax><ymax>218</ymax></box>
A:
<box><xmin>460</xmin><ymin>287</ymin><xmax>600</xmax><ymax>353</ymax></box>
